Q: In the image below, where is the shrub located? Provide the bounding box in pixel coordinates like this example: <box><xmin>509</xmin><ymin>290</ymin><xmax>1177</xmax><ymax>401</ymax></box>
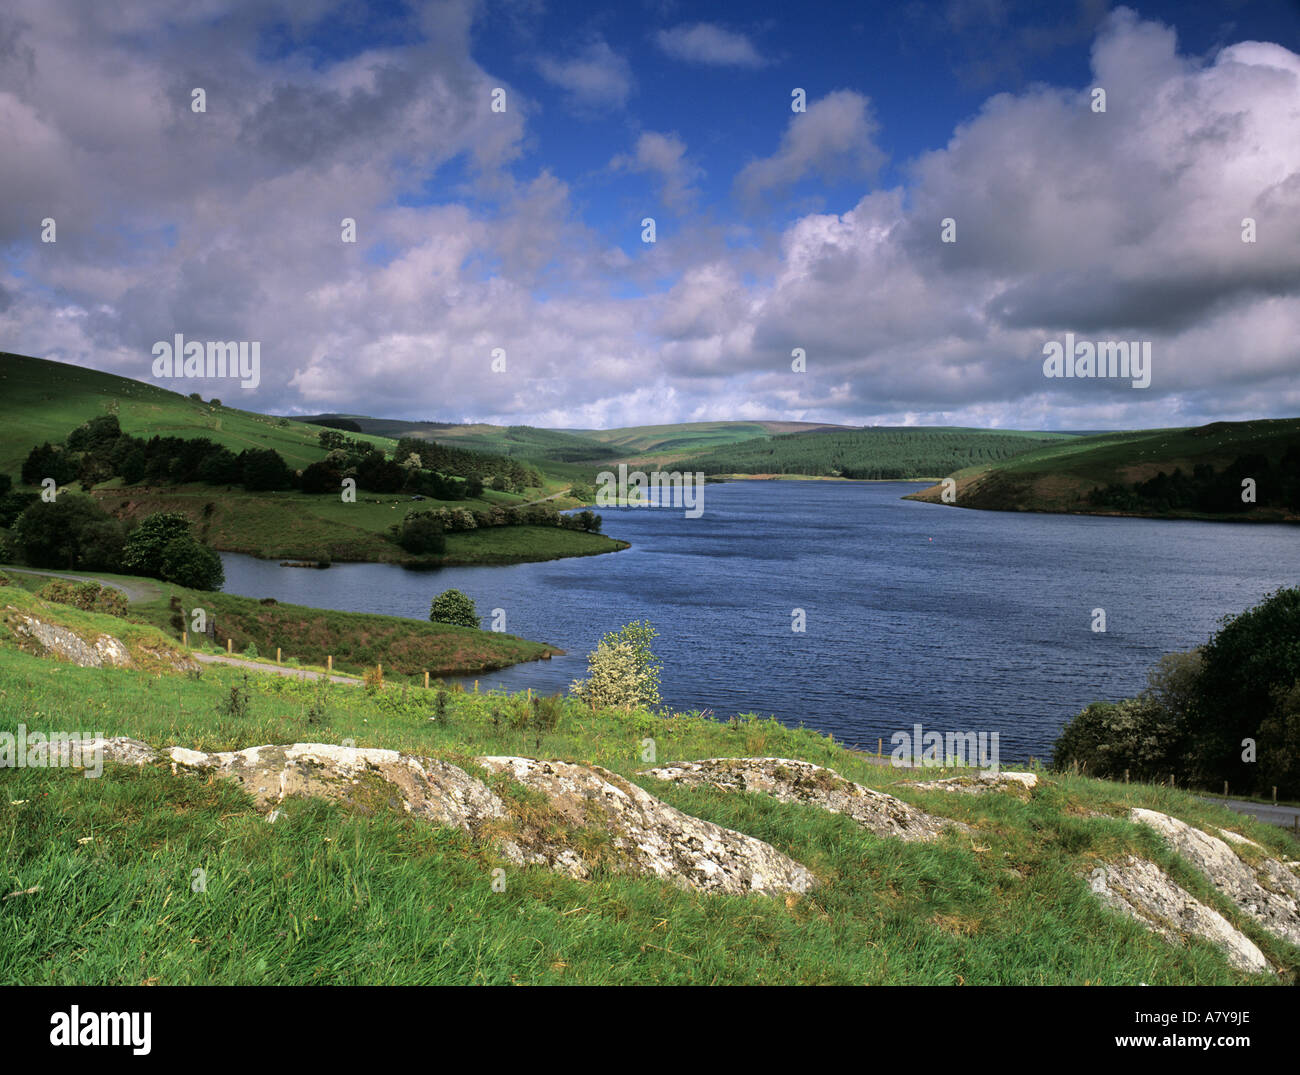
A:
<box><xmin>243</xmin><ymin>641</ymin><xmax>259</xmax><ymax>658</ymax></box>
<box><xmin>570</xmin><ymin>621</ymin><xmax>662</xmax><ymax>711</ymax></box>
<box><xmin>429</xmin><ymin>589</ymin><xmax>479</xmax><ymax>629</ymax></box>
<box><xmin>36</xmin><ymin>579</ymin><xmax>128</xmax><ymax>617</ymax></box>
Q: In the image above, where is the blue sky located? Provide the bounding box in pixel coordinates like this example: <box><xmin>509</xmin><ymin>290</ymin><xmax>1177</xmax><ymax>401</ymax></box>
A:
<box><xmin>2</xmin><ymin>0</ymin><xmax>1299</xmax><ymax>429</ymax></box>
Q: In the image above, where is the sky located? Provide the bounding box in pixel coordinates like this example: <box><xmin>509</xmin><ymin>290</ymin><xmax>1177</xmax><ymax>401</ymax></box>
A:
<box><xmin>2</xmin><ymin>0</ymin><xmax>1299</xmax><ymax>430</ymax></box>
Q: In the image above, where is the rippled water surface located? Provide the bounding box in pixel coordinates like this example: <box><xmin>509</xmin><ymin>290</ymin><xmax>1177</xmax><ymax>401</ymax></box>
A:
<box><xmin>221</xmin><ymin>481</ymin><xmax>1300</xmax><ymax>759</ymax></box>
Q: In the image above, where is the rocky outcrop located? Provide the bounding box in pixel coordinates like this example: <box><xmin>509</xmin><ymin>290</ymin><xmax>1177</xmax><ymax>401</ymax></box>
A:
<box><xmin>4</xmin><ymin>607</ymin><xmax>197</xmax><ymax>673</ymax></box>
<box><xmin>1129</xmin><ymin>808</ymin><xmax>1300</xmax><ymax>949</ymax></box>
<box><xmin>905</xmin><ymin>771</ymin><xmax>1038</xmax><ymax>796</ymax></box>
<box><xmin>478</xmin><ymin>756</ymin><xmax>816</xmax><ymax>895</ymax></box>
<box><xmin>168</xmin><ymin>743</ymin><xmax>509</xmax><ymax>834</ymax></box>
<box><xmin>639</xmin><ymin>757</ymin><xmax>958</xmax><ymax>842</ymax></box>
<box><xmin>50</xmin><ymin>739</ymin><xmax>815</xmax><ymax>896</ymax></box>
<box><xmin>1088</xmin><ymin>856</ymin><xmax>1272</xmax><ymax>975</ymax></box>
<box><xmin>8</xmin><ymin>611</ymin><xmax>132</xmax><ymax>668</ymax></box>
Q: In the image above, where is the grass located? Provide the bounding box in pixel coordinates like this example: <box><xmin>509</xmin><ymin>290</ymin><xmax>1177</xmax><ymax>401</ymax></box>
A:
<box><xmin>1</xmin><ymin>621</ymin><xmax>1298</xmax><ymax>984</ymax></box>
<box><xmin>907</xmin><ymin>417</ymin><xmax>1300</xmax><ymax>521</ymax></box>
<box><xmin>0</xmin><ymin>570</ymin><xmax>561</xmax><ymax>679</ymax></box>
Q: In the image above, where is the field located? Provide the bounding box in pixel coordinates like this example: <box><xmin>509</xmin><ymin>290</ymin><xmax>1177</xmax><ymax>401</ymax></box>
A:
<box><xmin>1</xmin><ymin>612</ymin><xmax>1297</xmax><ymax>984</ymax></box>
<box><xmin>680</xmin><ymin>427</ymin><xmax>1075</xmax><ymax>480</ymax></box>
<box><xmin>907</xmin><ymin>418</ymin><xmax>1300</xmax><ymax>520</ymax></box>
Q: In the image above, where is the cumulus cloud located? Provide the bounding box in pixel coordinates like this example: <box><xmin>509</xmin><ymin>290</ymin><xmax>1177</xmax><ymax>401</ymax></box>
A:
<box><xmin>535</xmin><ymin>38</ymin><xmax>633</xmax><ymax>112</ymax></box>
<box><xmin>735</xmin><ymin>91</ymin><xmax>885</xmax><ymax>204</ymax></box>
<box><xmin>1</xmin><ymin>4</ymin><xmax>1298</xmax><ymax>432</ymax></box>
<box><xmin>609</xmin><ymin>131</ymin><xmax>703</xmax><ymax>210</ymax></box>
<box><xmin>654</xmin><ymin>23</ymin><xmax>766</xmax><ymax>68</ymax></box>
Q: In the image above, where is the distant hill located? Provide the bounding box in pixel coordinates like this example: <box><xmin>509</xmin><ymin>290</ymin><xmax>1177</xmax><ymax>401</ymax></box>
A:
<box><xmin>907</xmin><ymin>418</ymin><xmax>1300</xmax><ymax>521</ymax></box>
<box><xmin>678</xmin><ymin>426</ymin><xmax>1076</xmax><ymax>480</ymax></box>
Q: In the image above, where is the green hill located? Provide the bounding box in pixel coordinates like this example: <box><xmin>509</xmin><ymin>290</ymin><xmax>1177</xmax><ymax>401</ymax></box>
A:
<box><xmin>907</xmin><ymin>418</ymin><xmax>1300</xmax><ymax>521</ymax></box>
<box><xmin>680</xmin><ymin>426</ymin><xmax>1075</xmax><ymax>480</ymax></box>
<box><xmin>0</xmin><ymin>352</ymin><xmax>393</xmax><ymax>479</ymax></box>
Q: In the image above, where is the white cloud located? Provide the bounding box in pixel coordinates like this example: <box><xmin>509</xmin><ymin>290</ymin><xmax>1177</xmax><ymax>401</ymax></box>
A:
<box><xmin>654</xmin><ymin>23</ymin><xmax>766</xmax><ymax>68</ymax></box>
<box><xmin>735</xmin><ymin>91</ymin><xmax>885</xmax><ymax>204</ymax></box>
<box><xmin>536</xmin><ymin>39</ymin><xmax>633</xmax><ymax>111</ymax></box>
<box><xmin>609</xmin><ymin>131</ymin><xmax>703</xmax><ymax>210</ymax></box>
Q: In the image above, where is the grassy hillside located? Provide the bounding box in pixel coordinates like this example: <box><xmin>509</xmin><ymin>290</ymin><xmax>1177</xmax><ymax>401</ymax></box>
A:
<box><xmin>1</xmin><ymin>624</ymin><xmax>1297</xmax><ymax>984</ymax></box>
<box><xmin>0</xmin><ymin>352</ymin><xmax>392</xmax><ymax>479</ymax></box>
<box><xmin>681</xmin><ymin>427</ymin><xmax>1075</xmax><ymax>480</ymax></box>
<box><xmin>907</xmin><ymin>418</ymin><xmax>1300</xmax><ymax>521</ymax></box>
<box><xmin>0</xmin><ymin>353</ymin><xmax>626</xmax><ymax>564</ymax></box>
<box><xmin>294</xmin><ymin>416</ymin><xmax>614</xmax><ymax>464</ymax></box>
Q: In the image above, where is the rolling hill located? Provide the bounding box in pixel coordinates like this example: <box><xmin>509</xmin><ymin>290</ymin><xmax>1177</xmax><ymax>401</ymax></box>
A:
<box><xmin>906</xmin><ymin>418</ymin><xmax>1300</xmax><ymax>521</ymax></box>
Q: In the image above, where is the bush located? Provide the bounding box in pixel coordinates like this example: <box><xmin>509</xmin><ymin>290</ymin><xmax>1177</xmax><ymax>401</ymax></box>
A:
<box><xmin>1051</xmin><ymin>696</ymin><xmax>1178</xmax><ymax>782</ymax></box>
<box><xmin>35</xmin><ymin>579</ymin><xmax>128</xmax><ymax>617</ymax></box>
<box><xmin>159</xmin><ymin>535</ymin><xmax>225</xmax><ymax>590</ymax></box>
<box><xmin>395</xmin><ymin>511</ymin><xmax>446</xmax><ymax>555</ymax></box>
<box><xmin>429</xmin><ymin>589</ymin><xmax>479</xmax><ymax>629</ymax></box>
<box><xmin>570</xmin><ymin>621</ymin><xmax>662</xmax><ymax>711</ymax></box>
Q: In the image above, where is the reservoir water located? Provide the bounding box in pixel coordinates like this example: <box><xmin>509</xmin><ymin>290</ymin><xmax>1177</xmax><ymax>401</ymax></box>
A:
<box><xmin>219</xmin><ymin>481</ymin><xmax>1299</xmax><ymax>760</ymax></box>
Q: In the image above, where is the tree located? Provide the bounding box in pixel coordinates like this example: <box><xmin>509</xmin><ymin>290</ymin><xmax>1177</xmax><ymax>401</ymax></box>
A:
<box><xmin>239</xmin><ymin>448</ymin><xmax>294</xmax><ymax>491</ymax></box>
<box><xmin>570</xmin><ymin>621</ymin><xmax>662</xmax><ymax>710</ymax></box>
<box><xmin>159</xmin><ymin>535</ymin><xmax>225</xmax><ymax>590</ymax></box>
<box><xmin>120</xmin><ymin>512</ymin><xmax>194</xmax><ymax>577</ymax></box>
<box><xmin>1185</xmin><ymin>586</ymin><xmax>1300</xmax><ymax>793</ymax></box>
<box><xmin>11</xmin><ymin>496</ymin><xmax>125</xmax><ymax>570</ymax></box>
<box><xmin>299</xmin><ymin>460</ymin><xmax>342</xmax><ymax>494</ymax></box>
<box><xmin>429</xmin><ymin>589</ymin><xmax>479</xmax><ymax>628</ymax></box>
<box><xmin>21</xmin><ymin>442</ymin><xmax>77</xmax><ymax>486</ymax></box>
<box><xmin>396</xmin><ymin>511</ymin><xmax>446</xmax><ymax>555</ymax></box>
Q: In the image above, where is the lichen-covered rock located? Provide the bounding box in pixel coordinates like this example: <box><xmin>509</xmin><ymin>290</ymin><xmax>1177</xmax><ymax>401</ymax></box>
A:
<box><xmin>1088</xmin><ymin>856</ymin><xmax>1272</xmax><ymax>975</ymax></box>
<box><xmin>21</xmin><ymin>736</ymin><xmax>157</xmax><ymax>768</ymax></box>
<box><xmin>906</xmin><ymin>771</ymin><xmax>1038</xmax><ymax>796</ymax></box>
<box><xmin>1129</xmin><ymin>808</ymin><xmax>1300</xmax><ymax>948</ymax></box>
<box><xmin>8</xmin><ymin>612</ymin><xmax>132</xmax><ymax>668</ymax></box>
<box><xmin>480</xmin><ymin>756</ymin><xmax>816</xmax><ymax>895</ymax></box>
<box><xmin>639</xmin><ymin>757</ymin><xmax>958</xmax><ymax>842</ymax></box>
<box><xmin>168</xmin><ymin>743</ymin><xmax>509</xmax><ymax>832</ymax></box>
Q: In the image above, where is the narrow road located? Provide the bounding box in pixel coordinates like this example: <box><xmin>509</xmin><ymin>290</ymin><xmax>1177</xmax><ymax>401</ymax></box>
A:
<box><xmin>517</xmin><ymin>487</ymin><xmax>571</xmax><ymax>507</ymax></box>
<box><xmin>193</xmin><ymin>652</ymin><xmax>361</xmax><ymax>685</ymax></box>
<box><xmin>1201</xmin><ymin>796</ymin><xmax>1300</xmax><ymax>831</ymax></box>
<box><xmin>0</xmin><ymin>565</ymin><xmax>161</xmax><ymax>604</ymax></box>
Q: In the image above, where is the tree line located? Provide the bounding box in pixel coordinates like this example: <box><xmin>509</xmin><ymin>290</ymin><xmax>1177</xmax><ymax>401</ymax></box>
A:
<box><xmin>1086</xmin><ymin>448</ymin><xmax>1300</xmax><ymax>514</ymax></box>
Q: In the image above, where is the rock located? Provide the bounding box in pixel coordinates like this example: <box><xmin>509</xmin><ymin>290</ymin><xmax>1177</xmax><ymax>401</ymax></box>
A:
<box><xmin>168</xmin><ymin>743</ymin><xmax>510</xmax><ymax>833</ymax></box>
<box><xmin>22</xmin><ymin>736</ymin><xmax>156</xmax><ymax>768</ymax></box>
<box><xmin>905</xmin><ymin>771</ymin><xmax>1038</xmax><ymax>795</ymax></box>
<box><xmin>8</xmin><ymin>611</ymin><xmax>132</xmax><ymax>668</ymax></box>
<box><xmin>479</xmin><ymin>756</ymin><xmax>817</xmax><ymax>895</ymax></box>
<box><xmin>639</xmin><ymin>756</ymin><xmax>958</xmax><ymax>842</ymax></box>
<box><xmin>3</xmin><ymin>607</ymin><xmax>197</xmax><ymax>673</ymax></box>
<box><xmin>1088</xmin><ymin>856</ymin><xmax>1272</xmax><ymax>975</ymax></box>
<box><xmin>1129</xmin><ymin>808</ymin><xmax>1300</xmax><ymax>948</ymax></box>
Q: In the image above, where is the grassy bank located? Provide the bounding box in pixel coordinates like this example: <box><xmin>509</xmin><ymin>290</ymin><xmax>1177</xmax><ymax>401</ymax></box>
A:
<box><xmin>1</xmin><ymin>611</ymin><xmax>1297</xmax><ymax>984</ymax></box>
<box><xmin>0</xmin><ymin>571</ymin><xmax>560</xmax><ymax>678</ymax></box>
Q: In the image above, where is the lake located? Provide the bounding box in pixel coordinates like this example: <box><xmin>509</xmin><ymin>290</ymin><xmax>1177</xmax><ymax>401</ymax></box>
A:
<box><xmin>219</xmin><ymin>481</ymin><xmax>1299</xmax><ymax>761</ymax></box>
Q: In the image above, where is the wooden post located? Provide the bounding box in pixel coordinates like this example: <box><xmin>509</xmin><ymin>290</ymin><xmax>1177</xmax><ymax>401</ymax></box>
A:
<box><xmin>182</xmin><ymin>630</ymin><xmax>188</xmax><ymax>647</ymax></box>
<box><xmin>877</xmin><ymin>737</ymin><xmax>882</xmax><ymax>758</ymax></box>
<box><xmin>424</xmin><ymin>670</ymin><xmax>430</xmax><ymax>689</ymax></box>
<box><xmin>377</xmin><ymin>662</ymin><xmax>383</xmax><ymax>686</ymax></box>
<box><xmin>1171</xmin><ymin>773</ymin><xmax>1175</xmax><ymax>788</ymax></box>
<box><xmin>276</xmin><ymin>647</ymin><xmax>282</xmax><ymax>665</ymax></box>
<box><xmin>327</xmin><ymin>655</ymin><xmax>333</xmax><ymax>673</ymax></box>
<box><xmin>1273</xmin><ymin>787</ymin><xmax>1278</xmax><ymax>804</ymax></box>
<box><xmin>1224</xmin><ymin>781</ymin><xmax>1229</xmax><ymax>798</ymax></box>
<box><xmin>227</xmin><ymin>638</ymin><xmax>232</xmax><ymax>654</ymax></box>
<box><xmin>1124</xmin><ymin>769</ymin><xmax>1129</xmax><ymax>785</ymax></box>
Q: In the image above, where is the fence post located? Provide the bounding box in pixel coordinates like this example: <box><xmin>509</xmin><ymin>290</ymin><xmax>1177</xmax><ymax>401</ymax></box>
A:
<box><xmin>877</xmin><ymin>737</ymin><xmax>882</xmax><ymax>758</ymax></box>
<box><xmin>277</xmin><ymin>647</ymin><xmax>282</xmax><ymax>665</ymax></box>
<box><xmin>327</xmin><ymin>655</ymin><xmax>332</xmax><ymax>674</ymax></box>
<box><xmin>1124</xmin><ymin>769</ymin><xmax>1129</xmax><ymax>785</ymax></box>
<box><xmin>1224</xmin><ymin>781</ymin><xmax>1229</xmax><ymax>798</ymax></box>
<box><xmin>424</xmin><ymin>670</ymin><xmax>430</xmax><ymax>689</ymax></box>
<box><xmin>377</xmin><ymin>662</ymin><xmax>383</xmax><ymax>686</ymax></box>
<box><xmin>182</xmin><ymin>630</ymin><xmax>188</xmax><ymax>647</ymax></box>
<box><xmin>227</xmin><ymin>638</ymin><xmax>232</xmax><ymax>655</ymax></box>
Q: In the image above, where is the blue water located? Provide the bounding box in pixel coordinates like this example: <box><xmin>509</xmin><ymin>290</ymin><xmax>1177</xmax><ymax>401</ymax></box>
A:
<box><xmin>219</xmin><ymin>482</ymin><xmax>1300</xmax><ymax>760</ymax></box>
